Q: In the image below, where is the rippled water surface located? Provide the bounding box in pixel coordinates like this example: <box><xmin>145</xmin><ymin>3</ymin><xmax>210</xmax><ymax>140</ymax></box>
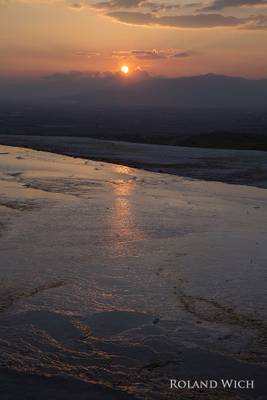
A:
<box><xmin>0</xmin><ymin>145</ymin><xmax>267</xmax><ymax>399</ymax></box>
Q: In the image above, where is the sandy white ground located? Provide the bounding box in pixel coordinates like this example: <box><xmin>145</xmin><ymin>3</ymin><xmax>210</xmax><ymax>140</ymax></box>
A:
<box><xmin>0</xmin><ymin>145</ymin><xmax>266</xmax><ymax>399</ymax></box>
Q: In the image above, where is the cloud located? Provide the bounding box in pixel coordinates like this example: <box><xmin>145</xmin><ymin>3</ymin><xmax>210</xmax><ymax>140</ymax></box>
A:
<box><xmin>131</xmin><ymin>49</ymin><xmax>165</xmax><ymax>59</ymax></box>
<box><xmin>202</xmin><ymin>0</ymin><xmax>267</xmax><ymax>11</ymax></box>
<box><xmin>107</xmin><ymin>11</ymin><xmax>246</xmax><ymax>28</ymax></box>
<box><xmin>112</xmin><ymin>48</ymin><xmax>195</xmax><ymax>60</ymax></box>
<box><xmin>185</xmin><ymin>2</ymin><xmax>203</xmax><ymax>7</ymax></box>
<box><xmin>72</xmin><ymin>0</ymin><xmax>267</xmax><ymax>29</ymax></box>
<box><xmin>90</xmin><ymin>0</ymin><xmax>144</xmax><ymax>10</ymax></box>
<box><xmin>79</xmin><ymin>0</ymin><xmax>181</xmax><ymax>12</ymax></box>
<box><xmin>70</xmin><ymin>2</ymin><xmax>84</xmax><ymax>8</ymax></box>
<box><xmin>108</xmin><ymin>11</ymin><xmax>153</xmax><ymax>24</ymax></box>
<box><xmin>75</xmin><ymin>50</ymin><xmax>101</xmax><ymax>57</ymax></box>
<box><xmin>173</xmin><ymin>51</ymin><xmax>192</xmax><ymax>58</ymax></box>
<box><xmin>241</xmin><ymin>14</ymin><xmax>267</xmax><ymax>28</ymax></box>
<box><xmin>3</xmin><ymin>0</ymin><xmax>267</xmax><ymax>30</ymax></box>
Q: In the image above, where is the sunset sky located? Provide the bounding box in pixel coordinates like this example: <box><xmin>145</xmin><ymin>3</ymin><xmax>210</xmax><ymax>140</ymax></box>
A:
<box><xmin>1</xmin><ymin>0</ymin><xmax>267</xmax><ymax>79</ymax></box>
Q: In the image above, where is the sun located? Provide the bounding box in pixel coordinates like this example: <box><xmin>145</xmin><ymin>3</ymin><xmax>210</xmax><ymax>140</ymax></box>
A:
<box><xmin>121</xmin><ymin>65</ymin><xmax>129</xmax><ymax>75</ymax></box>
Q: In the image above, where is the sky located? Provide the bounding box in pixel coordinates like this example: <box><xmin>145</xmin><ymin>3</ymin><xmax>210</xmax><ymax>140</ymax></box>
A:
<box><xmin>0</xmin><ymin>0</ymin><xmax>267</xmax><ymax>79</ymax></box>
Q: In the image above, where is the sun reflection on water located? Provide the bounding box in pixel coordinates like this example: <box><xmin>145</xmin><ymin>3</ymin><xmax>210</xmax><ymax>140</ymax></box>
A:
<box><xmin>108</xmin><ymin>167</ymin><xmax>144</xmax><ymax>257</ymax></box>
<box><xmin>112</xmin><ymin>165</ymin><xmax>137</xmax><ymax>176</ymax></box>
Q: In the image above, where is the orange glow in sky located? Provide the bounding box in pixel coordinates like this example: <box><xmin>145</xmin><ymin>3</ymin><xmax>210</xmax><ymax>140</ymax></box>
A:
<box><xmin>0</xmin><ymin>1</ymin><xmax>267</xmax><ymax>79</ymax></box>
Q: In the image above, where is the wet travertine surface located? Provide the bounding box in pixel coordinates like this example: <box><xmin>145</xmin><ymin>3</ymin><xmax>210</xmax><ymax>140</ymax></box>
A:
<box><xmin>0</xmin><ymin>145</ymin><xmax>266</xmax><ymax>399</ymax></box>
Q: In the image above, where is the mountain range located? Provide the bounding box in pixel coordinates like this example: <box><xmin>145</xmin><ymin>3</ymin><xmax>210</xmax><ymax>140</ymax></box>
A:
<box><xmin>1</xmin><ymin>73</ymin><xmax>267</xmax><ymax>108</ymax></box>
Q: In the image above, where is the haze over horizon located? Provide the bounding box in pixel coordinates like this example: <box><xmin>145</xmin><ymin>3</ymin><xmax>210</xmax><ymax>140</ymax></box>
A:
<box><xmin>1</xmin><ymin>72</ymin><xmax>266</xmax><ymax>108</ymax></box>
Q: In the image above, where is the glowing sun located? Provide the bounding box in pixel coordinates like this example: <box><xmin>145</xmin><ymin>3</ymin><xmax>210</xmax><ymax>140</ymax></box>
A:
<box><xmin>121</xmin><ymin>65</ymin><xmax>129</xmax><ymax>75</ymax></box>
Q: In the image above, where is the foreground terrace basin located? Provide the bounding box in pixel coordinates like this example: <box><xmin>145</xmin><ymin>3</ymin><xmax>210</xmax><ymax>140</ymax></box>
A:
<box><xmin>0</xmin><ymin>145</ymin><xmax>266</xmax><ymax>399</ymax></box>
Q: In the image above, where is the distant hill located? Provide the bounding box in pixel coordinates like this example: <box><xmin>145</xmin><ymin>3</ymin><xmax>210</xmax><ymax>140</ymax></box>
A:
<box><xmin>1</xmin><ymin>73</ymin><xmax>267</xmax><ymax>108</ymax></box>
<box><xmin>70</xmin><ymin>74</ymin><xmax>267</xmax><ymax>108</ymax></box>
